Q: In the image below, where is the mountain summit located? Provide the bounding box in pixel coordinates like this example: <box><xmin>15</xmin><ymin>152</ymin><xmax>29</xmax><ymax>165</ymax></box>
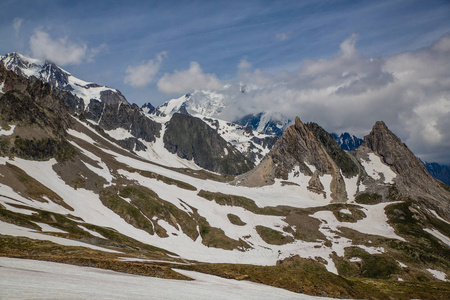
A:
<box><xmin>1</xmin><ymin>52</ymin><xmax>128</xmax><ymax>108</ymax></box>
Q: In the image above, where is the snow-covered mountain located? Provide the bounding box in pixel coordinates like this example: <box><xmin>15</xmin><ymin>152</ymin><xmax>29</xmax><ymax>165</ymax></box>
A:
<box><xmin>155</xmin><ymin>90</ymin><xmax>291</xmax><ymax>136</ymax></box>
<box><xmin>1</xmin><ymin>53</ymin><xmax>449</xmax><ymax>299</ymax></box>
<box><xmin>145</xmin><ymin>92</ymin><xmax>280</xmax><ymax>165</ymax></box>
<box><xmin>1</xmin><ymin>52</ymin><xmax>128</xmax><ymax>108</ymax></box>
<box><xmin>332</xmin><ymin>132</ymin><xmax>363</xmax><ymax>151</ymax></box>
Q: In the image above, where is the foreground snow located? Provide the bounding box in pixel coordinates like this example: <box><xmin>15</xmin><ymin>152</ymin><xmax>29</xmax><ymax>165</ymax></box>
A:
<box><xmin>0</xmin><ymin>257</ymin><xmax>334</xmax><ymax>300</ymax></box>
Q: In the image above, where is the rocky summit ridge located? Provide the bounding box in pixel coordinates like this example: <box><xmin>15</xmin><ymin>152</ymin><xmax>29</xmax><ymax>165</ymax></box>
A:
<box><xmin>359</xmin><ymin>121</ymin><xmax>450</xmax><ymax>219</ymax></box>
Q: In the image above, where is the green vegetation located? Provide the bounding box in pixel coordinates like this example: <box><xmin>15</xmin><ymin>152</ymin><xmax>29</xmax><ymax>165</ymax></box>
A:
<box><xmin>99</xmin><ymin>188</ymin><xmax>156</xmax><ymax>235</ymax></box>
<box><xmin>119</xmin><ymin>186</ymin><xmax>198</xmax><ymax>240</ymax></box>
<box><xmin>12</xmin><ymin>137</ymin><xmax>77</xmax><ymax>162</ymax></box>
<box><xmin>197</xmin><ymin>190</ymin><xmax>282</xmax><ymax>215</ymax></box>
<box><xmin>227</xmin><ymin>214</ymin><xmax>246</xmax><ymax>226</ymax></box>
<box><xmin>385</xmin><ymin>201</ymin><xmax>450</xmax><ymax>269</ymax></box>
<box><xmin>180</xmin><ymin>256</ymin><xmax>450</xmax><ymax>299</ymax></box>
<box><xmin>255</xmin><ymin>225</ymin><xmax>294</xmax><ymax>245</ymax></box>
<box><xmin>335</xmin><ymin>247</ymin><xmax>401</xmax><ymax>279</ymax></box>
<box><xmin>129</xmin><ymin>168</ymin><xmax>197</xmax><ymax>191</ymax></box>
<box><xmin>0</xmin><ymin>236</ymin><xmax>189</xmax><ymax>280</ymax></box>
<box><xmin>198</xmin><ymin>217</ymin><xmax>250</xmax><ymax>250</ymax></box>
<box><xmin>355</xmin><ymin>192</ymin><xmax>383</xmax><ymax>205</ymax></box>
<box><xmin>0</xmin><ymin>138</ymin><xmax>10</xmax><ymax>157</ymax></box>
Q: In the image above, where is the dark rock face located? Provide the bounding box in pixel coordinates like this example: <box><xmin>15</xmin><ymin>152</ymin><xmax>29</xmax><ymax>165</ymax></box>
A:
<box><xmin>236</xmin><ymin>117</ymin><xmax>349</xmax><ymax>201</ymax></box>
<box><xmin>332</xmin><ymin>132</ymin><xmax>363</xmax><ymax>151</ymax></box>
<box><xmin>0</xmin><ymin>63</ymin><xmax>73</xmax><ymax>136</ymax></box>
<box><xmin>360</xmin><ymin>121</ymin><xmax>450</xmax><ymax>219</ymax></box>
<box><xmin>306</xmin><ymin>123</ymin><xmax>360</xmax><ymax>178</ymax></box>
<box><xmin>235</xmin><ymin>112</ymin><xmax>289</xmax><ymax>136</ymax></box>
<box><xmin>117</xmin><ymin>137</ymin><xmax>147</xmax><ymax>152</ymax></box>
<box><xmin>164</xmin><ymin>113</ymin><xmax>254</xmax><ymax>175</ymax></box>
<box><xmin>141</xmin><ymin>102</ymin><xmax>164</xmax><ymax>116</ymax></box>
<box><xmin>85</xmin><ymin>101</ymin><xmax>161</xmax><ymax>143</ymax></box>
<box><xmin>53</xmin><ymin>89</ymin><xmax>85</xmax><ymax>115</ymax></box>
<box><xmin>99</xmin><ymin>89</ymin><xmax>128</xmax><ymax>105</ymax></box>
<box><xmin>423</xmin><ymin>162</ymin><xmax>450</xmax><ymax>186</ymax></box>
<box><xmin>0</xmin><ymin>63</ymin><xmax>76</xmax><ymax>161</ymax></box>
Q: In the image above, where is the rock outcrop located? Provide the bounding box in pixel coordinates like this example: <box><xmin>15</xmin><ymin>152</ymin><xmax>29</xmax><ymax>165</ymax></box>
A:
<box><xmin>358</xmin><ymin>121</ymin><xmax>450</xmax><ymax>219</ymax></box>
<box><xmin>164</xmin><ymin>113</ymin><xmax>254</xmax><ymax>175</ymax></box>
<box><xmin>85</xmin><ymin>100</ymin><xmax>161</xmax><ymax>144</ymax></box>
<box><xmin>236</xmin><ymin>117</ymin><xmax>352</xmax><ymax>202</ymax></box>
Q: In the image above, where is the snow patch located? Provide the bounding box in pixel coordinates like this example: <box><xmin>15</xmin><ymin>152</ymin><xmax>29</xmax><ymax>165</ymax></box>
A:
<box><xmin>0</xmin><ymin>125</ymin><xmax>16</xmax><ymax>136</ymax></box>
<box><xmin>426</xmin><ymin>268</ymin><xmax>448</xmax><ymax>282</ymax></box>
<box><xmin>424</xmin><ymin>228</ymin><xmax>450</xmax><ymax>247</ymax></box>
<box><xmin>104</xmin><ymin>128</ymin><xmax>134</xmax><ymax>140</ymax></box>
<box><xmin>360</xmin><ymin>153</ymin><xmax>396</xmax><ymax>183</ymax></box>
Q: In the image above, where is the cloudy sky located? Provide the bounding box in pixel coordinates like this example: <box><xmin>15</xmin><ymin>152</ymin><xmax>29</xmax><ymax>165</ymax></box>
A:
<box><xmin>1</xmin><ymin>0</ymin><xmax>450</xmax><ymax>164</ymax></box>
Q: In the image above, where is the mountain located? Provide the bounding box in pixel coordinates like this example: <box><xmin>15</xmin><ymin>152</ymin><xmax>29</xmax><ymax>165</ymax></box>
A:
<box><xmin>235</xmin><ymin>117</ymin><xmax>360</xmax><ymax>203</ymax></box>
<box><xmin>147</xmin><ymin>92</ymin><xmax>280</xmax><ymax>166</ymax></box>
<box><xmin>332</xmin><ymin>132</ymin><xmax>363</xmax><ymax>151</ymax></box>
<box><xmin>1</xmin><ymin>53</ymin><xmax>450</xmax><ymax>299</ymax></box>
<box><xmin>1</xmin><ymin>52</ymin><xmax>128</xmax><ymax>109</ymax></box>
<box><xmin>423</xmin><ymin>161</ymin><xmax>450</xmax><ymax>186</ymax></box>
<box><xmin>234</xmin><ymin>111</ymin><xmax>291</xmax><ymax>137</ymax></box>
<box><xmin>359</xmin><ymin>121</ymin><xmax>450</xmax><ymax>218</ymax></box>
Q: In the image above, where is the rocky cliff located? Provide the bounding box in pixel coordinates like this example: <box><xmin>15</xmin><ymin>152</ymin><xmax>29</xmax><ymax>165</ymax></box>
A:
<box><xmin>164</xmin><ymin>113</ymin><xmax>254</xmax><ymax>175</ymax></box>
<box><xmin>236</xmin><ymin>117</ymin><xmax>354</xmax><ymax>202</ymax></box>
<box><xmin>358</xmin><ymin>121</ymin><xmax>450</xmax><ymax>218</ymax></box>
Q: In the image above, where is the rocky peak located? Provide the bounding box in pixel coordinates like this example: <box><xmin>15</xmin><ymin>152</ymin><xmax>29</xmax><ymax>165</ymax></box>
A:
<box><xmin>236</xmin><ymin>116</ymin><xmax>349</xmax><ymax>202</ymax></box>
<box><xmin>360</xmin><ymin>121</ymin><xmax>450</xmax><ymax>218</ymax></box>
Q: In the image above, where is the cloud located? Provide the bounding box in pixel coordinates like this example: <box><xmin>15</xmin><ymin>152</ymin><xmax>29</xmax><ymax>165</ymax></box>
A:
<box><xmin>13</xmin><ymin>18</ymin><xmax>23</xmax><ymax>37</ymax></box>
<box><xmin>29</xmin><ymin>29</ymin><xmax>102</xmax><ymax>66</ymax></box>
<box><xmin>238</xmin><ymin>59</ymin><xmax>252</xmax><ymax>71</ymax></box>
<box><xmin>216</xmin><ymin>33</ymin><xmax>450</xmax><ymax>163</ymax></box>
<box><xmin>275</xmin><ymin>32</ymin><xmax>289</xmax><ymax>41</ymax></box>
<box><xmin>158</xmin><ymin>61</ymin><xmax>222</xmax><ymax>94</ymax></box>
<box><xmin>124</xmin><ymin>51</ymin><xmax>166</xmax><ymax>88</ymax></box>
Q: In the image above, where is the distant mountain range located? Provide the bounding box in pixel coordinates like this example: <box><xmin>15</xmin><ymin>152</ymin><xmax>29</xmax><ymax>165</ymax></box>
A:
<box><xmin>331</xmin><ymin>132</ymin><xmax>363</xmax><ymax>151</ymax></box>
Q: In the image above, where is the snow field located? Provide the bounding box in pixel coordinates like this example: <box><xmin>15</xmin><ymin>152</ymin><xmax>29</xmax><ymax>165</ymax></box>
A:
<box><xmin>360</xmin><ymin>153</ymin><xmax>396</xmax><ymax>183</ymax></box>
<box><xmin>0</xmin><ymin>257</ymin><xmax>334</xmax><ymax>300</ymax></box>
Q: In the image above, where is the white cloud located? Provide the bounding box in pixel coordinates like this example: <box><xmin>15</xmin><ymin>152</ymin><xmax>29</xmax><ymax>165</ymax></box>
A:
<box><xmin>216</xmin><ymin>33</ymin><xmax>450</xmax><ymax>163</ymax></box>
<box><xmin>124</xmin><ymin>51</ymin><xmax>166</xmax><ymax>88</ymax></box>
<box><xmin>158</xmin><ymin>61</ymin><xmax>222</xmax><ymax>94</ymax></box>
<box><xmin>275</xmin><ymin>32</ymin><xmax>289</xmax><ymax>41</ymax></box>
<box><xmin>238</xmin><ymin>59</ymin><xmax>252</xmax><ymax>71</ymax></box>
<box><xmin>13</xmin><ymin>18</ymin><xmax>23</xmax><ymax>37</ymax></box>
<box><xmin>29</xmin><ymin>29</ymin><xmax>101</xmax><ymax>66</ymax></box>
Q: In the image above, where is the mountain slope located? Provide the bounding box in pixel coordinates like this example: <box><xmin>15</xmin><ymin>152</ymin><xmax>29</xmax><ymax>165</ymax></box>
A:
<box><xmin>163</xmin><ymin>113</ymin><xmax>254</xmax><ymax>175</ymax></box>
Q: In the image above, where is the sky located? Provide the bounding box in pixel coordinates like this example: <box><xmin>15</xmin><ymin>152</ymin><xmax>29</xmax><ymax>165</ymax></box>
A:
<box><xmin>0</xmin><ymin>0</ymin><xmax>450</xmax><ymax>164</ymax></box>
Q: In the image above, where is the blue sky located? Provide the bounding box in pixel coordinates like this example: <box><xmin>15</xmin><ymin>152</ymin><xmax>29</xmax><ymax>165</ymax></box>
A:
<box><xmin>1</xmin><ymin>0</ymin><xmax>450</xmax><ymax>163</ymax></box>
<box><xmin>1</xmin><ymin>0</ymin><xmax>449</xmax><ymax>104</ymax></box>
